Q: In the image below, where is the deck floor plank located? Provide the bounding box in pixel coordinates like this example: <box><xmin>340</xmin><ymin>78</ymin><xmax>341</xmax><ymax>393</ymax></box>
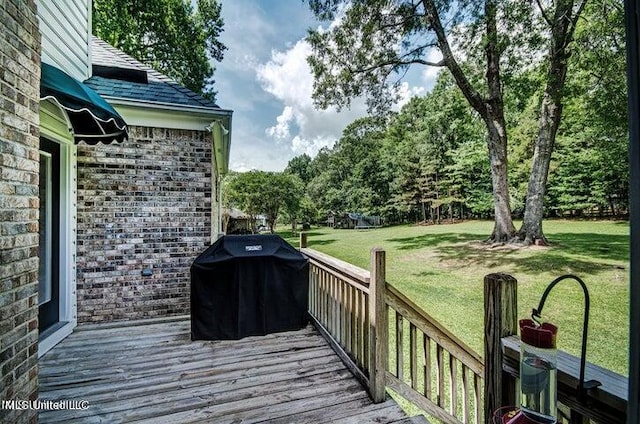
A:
<box><xmin>39</xmin><ymin>318</ymin><xmax>412</xmax><ymax>423</ymax></box>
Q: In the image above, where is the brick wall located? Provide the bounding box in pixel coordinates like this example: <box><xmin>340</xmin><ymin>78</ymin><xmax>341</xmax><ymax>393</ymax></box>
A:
<box><xmin>0</xmin><ymin>1</ymin><xmax>41</xmax><ymax>423</ymax></box>
<box><xmin>76</xmin><ymin>126</ymin><xmax>213</xmax><ymax>323</ymax></box>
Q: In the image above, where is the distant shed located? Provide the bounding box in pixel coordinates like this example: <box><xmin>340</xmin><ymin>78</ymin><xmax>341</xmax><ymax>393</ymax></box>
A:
<box><xmin>330</xmin><ymin>212</ymin><xmax>382</xmax><ymax>229</ymax></box>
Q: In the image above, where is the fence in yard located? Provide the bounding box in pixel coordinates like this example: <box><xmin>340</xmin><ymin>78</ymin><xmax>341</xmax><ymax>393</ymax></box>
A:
<box><xmin>299</xmin><ymin>234</ymin><xmax>629</xmax><ymax>424</ymax></box>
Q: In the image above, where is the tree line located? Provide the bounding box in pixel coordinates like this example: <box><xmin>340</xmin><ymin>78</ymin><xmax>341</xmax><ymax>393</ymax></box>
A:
<box><xmin>285</xmin><ymin>62</ymin><xmax>626</xmax><ymax>229</ymax></box>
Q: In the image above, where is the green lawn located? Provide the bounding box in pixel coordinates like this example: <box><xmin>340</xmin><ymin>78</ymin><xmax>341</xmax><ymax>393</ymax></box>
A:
<box><xmin>284</xmin><ymin>219</ymin><xmax>630</xmax><ymax>376</ymax></box>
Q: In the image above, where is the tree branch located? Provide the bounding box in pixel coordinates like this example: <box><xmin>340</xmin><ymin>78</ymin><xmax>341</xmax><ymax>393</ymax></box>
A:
<box><xmin>353</xmin><ymin>57</ymin><xmax>444</xmax><ymax>75</ymax></box>
<box><xmin>535</xmin><ymin>0</ymin><xmax>554</xmax><ymax>27</ymax></box>
<box><xmin>420</xmin><ymin>0</ymin><xmax>486</xmax><ymax>114</ymax></box>
<box><xmin>567</xmin><ymin>0</ymin><xmax>588</xmax><ymax>43</ymax></box>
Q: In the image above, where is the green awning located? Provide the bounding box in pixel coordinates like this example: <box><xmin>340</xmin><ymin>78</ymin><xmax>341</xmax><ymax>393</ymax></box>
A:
<box><xmin>40</xmin><ymin>63</ymin><xmax>128</xmax><ymax>145</ymax></box>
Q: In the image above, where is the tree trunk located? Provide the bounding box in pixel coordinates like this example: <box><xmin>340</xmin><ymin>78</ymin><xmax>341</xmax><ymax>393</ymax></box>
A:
<box><xmin>519</xmin><ymin>0</ymin><xmax>585</xmax><ymax>245</ymax></box>
<box><xmin>485</xmin><ymin>116</ymin><xmax>516</xmax><ymax>242</ymax></box>
<box><xmin>424</xmin><ymin>0</ymin><xmax>515</xmax><ymax>242</ymax></box>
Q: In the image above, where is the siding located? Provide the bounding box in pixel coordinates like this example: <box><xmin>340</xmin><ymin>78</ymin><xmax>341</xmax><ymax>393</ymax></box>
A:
<box><xmin>0</xmin><ymin>1</ymin><xmax>41</xmax><ymax>423</ymax></box>
<box><xmin>38</xmin><ymin>0</ymin><xmax>90</xmax><ymax>80</ymax></box>
<box><xmin>76</xmin><ymin>127</ymin><xmax>213</xmax><ymax>323</ymax></box>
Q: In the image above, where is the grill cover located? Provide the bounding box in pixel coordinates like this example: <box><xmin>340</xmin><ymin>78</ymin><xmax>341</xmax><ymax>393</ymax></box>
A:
<box><xmin>190</xmin><ymin>234</ymin><xmax>309</xmax><ymax>340</ymax></box>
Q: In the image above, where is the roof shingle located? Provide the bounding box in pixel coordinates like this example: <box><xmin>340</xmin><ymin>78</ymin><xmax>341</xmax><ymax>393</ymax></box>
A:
<box><xmin>86</xmin><ymin>36</ymin><xmax>220</xmax><ymax>109</ymax></box>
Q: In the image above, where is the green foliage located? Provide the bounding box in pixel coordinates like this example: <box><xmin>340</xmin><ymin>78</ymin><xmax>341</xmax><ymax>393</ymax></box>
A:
<box><xmin>93</xmin><ymin>0</ymin><xmax>226</xmax><ymax>100</ymax></box>
<box><xmin>285</xmin><ymin>154</ymin><xmax>314</xmax><ymax>185</ymax></box>
<box><xmin>304</xmin><ymin>116</ymin><xmax>390</xmax><ymax>218</ymax></box>
<box><xmin>545</xmin><ymin>0</ymin><xmax>628</xmax><ymax>217</ymax></box>
<box><xmin>223</xmin><ymin>171</ymin><xmax>303</xmax><ymax>233</ymax></box>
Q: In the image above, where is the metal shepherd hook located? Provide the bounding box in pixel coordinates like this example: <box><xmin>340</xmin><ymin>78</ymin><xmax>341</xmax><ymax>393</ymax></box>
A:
<box><xmin>531</xmin><ymin>274</ymin><xmax>601</xmax><ymax>401</ymax></box>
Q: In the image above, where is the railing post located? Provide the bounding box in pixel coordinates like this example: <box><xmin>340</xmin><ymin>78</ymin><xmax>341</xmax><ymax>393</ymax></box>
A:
<box><xmin>369</xmin><ymin>247</ymin><xmax>388</xmax><ymax>403</ymax></box>
<box><xmin>484</xmin><ymin>273</ymin><xmax>518</xmax><ymax>423</ymax></box>
<box><xmin>299</xmin><ymin>232</ymin><xmax>307</xmax><ymax>249</ymax></box>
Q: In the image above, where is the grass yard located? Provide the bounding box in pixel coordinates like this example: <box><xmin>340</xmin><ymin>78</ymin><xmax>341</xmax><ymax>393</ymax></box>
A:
<box><xmin>283</xmin><ymin>219</ymin><xmax>630</xmax><ymax>376</ymax></box>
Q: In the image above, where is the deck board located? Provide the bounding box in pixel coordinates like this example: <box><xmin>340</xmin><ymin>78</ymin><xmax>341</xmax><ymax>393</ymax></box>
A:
<box><xmin>39</xmin><ymin>318</ymin><xmax>413</xmax><ymax>423</ymax></box>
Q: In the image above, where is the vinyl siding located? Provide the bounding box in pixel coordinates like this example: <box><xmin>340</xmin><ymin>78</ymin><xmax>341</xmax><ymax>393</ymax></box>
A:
<box><xmin>38</xmin><ymin>0</ymin><xmax>91</xmax><ymax>80</ymax></box>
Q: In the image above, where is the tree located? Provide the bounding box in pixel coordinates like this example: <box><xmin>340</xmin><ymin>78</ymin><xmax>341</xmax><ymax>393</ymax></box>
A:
<box><xmin>307</xmin><ymin>0</ymin><xmax>590</xmax><ymax>243</ymax></box>
<box><xmin>307</xmin><ymin>0</ymin><xmax>517</xmax><ymax>241</ymax></box>
<box><xmin>518</xmin><ymin>0</ymin><xmax>587</xmax><ymax>244</ymax></box>
<box><xmin>223</xmin><ymin>171</ymin><xmax>265</xmax><ymax>230</ymax></box>
<box><xmin>547</xmin><ymin>0</ymin><xmax>628</xmax><ymax>217</ymax></box>
<box><xmin>93</xmin><ymin>0</ymin><xmax>226</xmax><ymax>100</ymax></box>
<box><xmin>285</xmin><ymin>154</ymin><xmax>314</xmax><ymax>185</ymax></box>
<box><xmin>305</xmin><ymin>116</ymin><xmax>389</xmax><ymax>218</ymax></box>
<box><xmin>224</xmin><ymin>171</ymin><xmax>303</xmax><ymax>233</ymax></box>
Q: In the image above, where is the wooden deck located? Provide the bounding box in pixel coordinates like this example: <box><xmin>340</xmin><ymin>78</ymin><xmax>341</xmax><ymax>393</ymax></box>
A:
<box><xmin>38</xmin><ymin>318</ymin><xmax>421</xmax><ymax>423</ymax></box>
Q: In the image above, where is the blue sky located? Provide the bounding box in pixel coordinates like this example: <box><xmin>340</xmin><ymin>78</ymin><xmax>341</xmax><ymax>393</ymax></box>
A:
<box><xmin>215</xmin><ymin>0</ymin><xmax>440</xmax><ymax>172</ymax></box>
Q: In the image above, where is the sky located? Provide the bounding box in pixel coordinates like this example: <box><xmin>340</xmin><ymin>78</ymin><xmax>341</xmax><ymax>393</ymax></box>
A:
<box><xmin>214</xmin><ymin>0</ymin><xmax>440</xmax><ymax>172</ymax></box>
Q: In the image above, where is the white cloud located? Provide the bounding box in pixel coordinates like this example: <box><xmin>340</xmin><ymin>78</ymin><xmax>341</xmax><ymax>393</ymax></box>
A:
<box><xmin>257</xmin><ymin>41</ymin><xmax>315</xmax><ymax>107</ymax></box>
<box><xmin>255</xmin><ymin>39</ymin><xmax>369</xmax><ymax>158</ymax></box>
<box><xmin>396</xmin><ymin>82</ymin><xmax>427</xmax><ymax>109</ymax></box>
<box><xmin>421</xmin><ymin>48</ymin><xmax>444</xmax><ymax>87</ymax></box>
<box><xmin>266</xmin><ymin>106</ymin><xmax>294</xmax><ymax>139</ymax></box>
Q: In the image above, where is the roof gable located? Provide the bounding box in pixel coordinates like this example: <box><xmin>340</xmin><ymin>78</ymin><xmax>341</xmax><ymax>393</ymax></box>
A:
<box><xmin>86</xmin><ymin>36</ymin><xmax>220</xmax><ymax>109</ymax></box>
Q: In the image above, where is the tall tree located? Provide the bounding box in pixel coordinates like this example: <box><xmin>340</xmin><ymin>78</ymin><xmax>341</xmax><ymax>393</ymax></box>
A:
<box><xmin>285</xmin><ymin>154</ymin><xmax>314</xmax><ymax>185</ymax></box>
<box><xmin>307</xmin><ymin>0</ymin><xmax>518</xmax><ymax>241</ymax></box>
<box><xmin>518</xmin><ymin>0</ymin><xmax>587</xmax><ymax>244</ymax></box>
<box><xmin>307</xmin><ymin>0</ymin><xmax>597</xmax><ymax>243</ymax></box>
<box><xmin>547</xmin><ymin>0</ymin><xmax>627</xmax><ymax>217</ymax></box>
<box><xmin>93</xmin><ymin>0</ymin><xmax>226</xmax><ymax>100</ymax></box>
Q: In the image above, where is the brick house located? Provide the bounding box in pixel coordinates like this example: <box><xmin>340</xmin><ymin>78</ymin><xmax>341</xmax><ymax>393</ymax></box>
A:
<box><xmin>1</xmin><ymin>2</ymin><xmax>232</xmax><ymax>422</ymax></box>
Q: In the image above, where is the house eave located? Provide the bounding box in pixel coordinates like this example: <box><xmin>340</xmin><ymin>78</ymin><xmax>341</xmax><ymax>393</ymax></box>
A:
<box><xmin>101</xmin><ymin>96</ymin><xmax>232</xmax><ymax>132</ymax></box>
<box><xmin>102</xmin><ymin>95</ymin><xmax>233</xmax><ymax>117</ymax></box>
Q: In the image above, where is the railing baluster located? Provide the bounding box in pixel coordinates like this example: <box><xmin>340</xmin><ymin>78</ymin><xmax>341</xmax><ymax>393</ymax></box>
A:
<box><xmin>355</xmin><ymin>287</ymin><xmax>362</xmax><ymax>368</ymax></box>
<box><xmin>410</xmin><ymin>322</ymin><xmax>418</xmax><ymax>390</ymax></box>
<box><xmin>423</xmin><ymin>333</ymin><xmax>432</xmax><ymax>399</ymax></box>
<box><xmin>329</xmin><ymin>274</ymin><xmax>335</xmax><ymax>336</ymax></box>
<box><xmin>396</xmin><ymin>311</ymin><xmax>404</xmax><ymax>381</ymax></box>
<box><xmin>462</xmin><ymin>365</ymin><xmax>470</xmax><ymax>424</ymax></box>
<box><xmin>316</xmin><ymin>268</ymin><xmax>320</xmax><ymax>319</ymax></box>
<box><xmin>437</xmin><ymin>343</ymin><xmax>445</xmax><ymax>408</ymax></box>
<box><xmin>341</xmin><ymin>279</ymin><xmax>347</xmax><ymax>348</ymax></box>
<box><xmin>312</xmin><ymin>268</ymin><xmax>317</xmax><ymax>317</ymax></box>
<box><xmin>450</xmin><ymin>355</ymin><xmax>458</xmax><ymax>417</ymax></box>
<box><xmin>333</xmin><ymin>276</ymin><xmax>342</xmax><ymax>343</ymax></box>
<box><xmin>337</xmin><ymin>277</ymin><xmax>342</xmax><ymax>342</ymax></box>
<box><xmin>335</xmin><ymin>276</ymin><xmax>340</xmax><ymax>340</ymax></box>
<box><xmin>363</xmin><ymin>290</ymin><xmax>370</xmax><ymax>372</ymax></box>
<box><xmin>474</xmin><ymin>372</ymin><xmax>481</xmax><ymax>424</ymax></box>
<box><xmin>346</xmin><ymin>283</ymin><xmax>352</xmax><ymax>354</ymax></box>
<box><xmin>320</xmin><ymin>269</ymin><xmax>326</xmax><ymax>326</ymax></box>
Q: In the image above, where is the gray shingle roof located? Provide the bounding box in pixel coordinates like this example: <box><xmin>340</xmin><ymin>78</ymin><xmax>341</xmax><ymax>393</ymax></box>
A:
<box><xmin>86</xmin><ymin>36</ymin><xmax>220</xmax><ymax>109</ymax></box>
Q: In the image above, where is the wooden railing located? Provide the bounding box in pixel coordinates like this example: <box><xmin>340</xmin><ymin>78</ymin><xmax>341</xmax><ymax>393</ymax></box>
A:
<box><xmin>303</xmin><ymin>247</ymin><xmax>373</xmax><ymax>388</ymax></box>
<box><xmin>386</xmin><ymin>283</ymin><xmax>484</xmax><ymax>424</ymax></box>
<box><xmin>299</xmin><ymin>236</ymin><xmax>630</xmax><ymax>424</ymax></box>
<box><xmin>300</xmin><ymin>235</ymin><xmax>484</xmax><ymax>421</ymax></box>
